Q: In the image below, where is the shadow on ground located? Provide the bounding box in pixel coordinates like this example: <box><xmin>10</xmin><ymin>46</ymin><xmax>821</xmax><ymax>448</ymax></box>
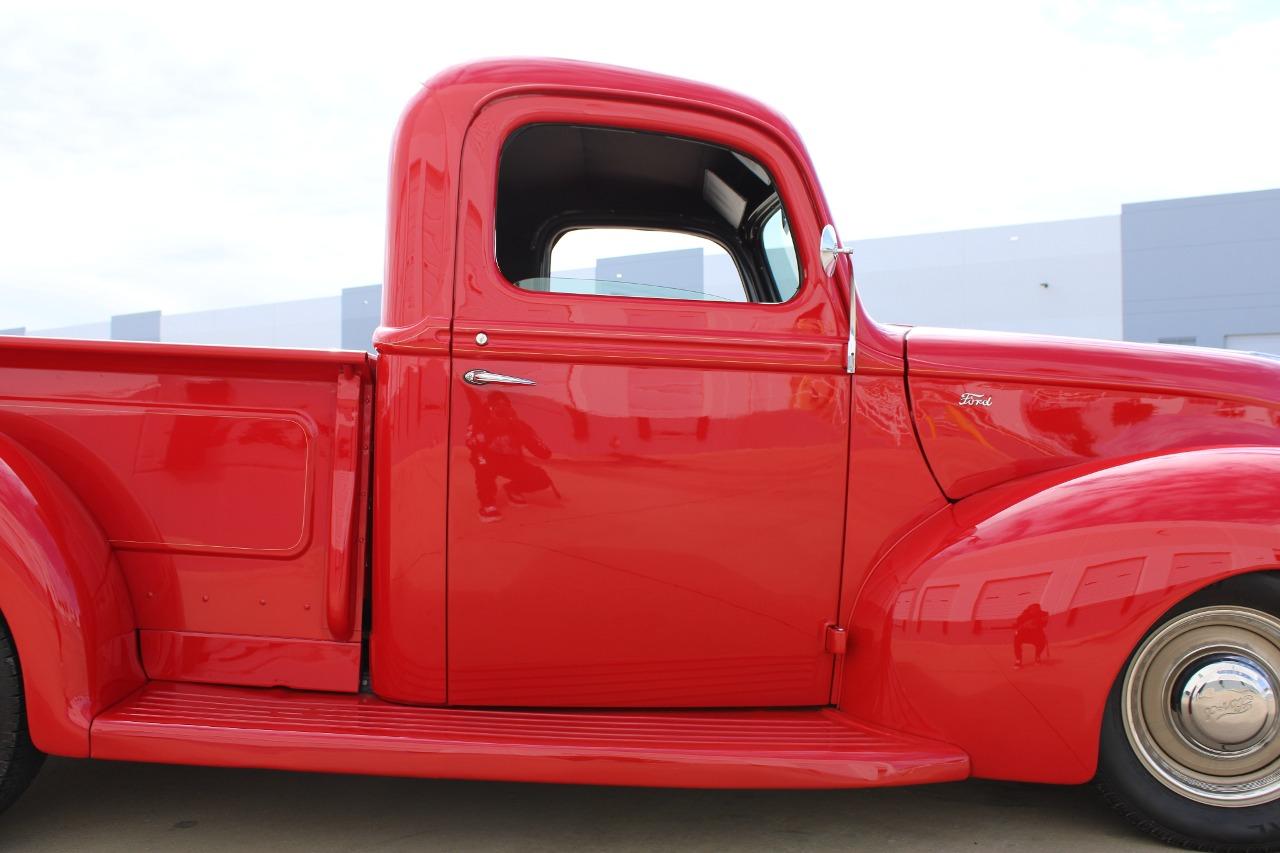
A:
<box><xmin>0</xmin><ymin>757</ymin><xmax>1156</xmax><ymax>851</ymax></box>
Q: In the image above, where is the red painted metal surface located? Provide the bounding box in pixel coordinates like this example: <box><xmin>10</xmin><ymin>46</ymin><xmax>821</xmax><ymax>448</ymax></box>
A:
<box><xmin>325</xmin><ymin>367</ymin><xmax>364</xmax><ymax>641</ymax></box>
<box><xmin>0</xmin><ymin>337</ymin><xmax>371</xmax><ymax>697</ymax></box>
<box><xmin>438</xmin><ymin>92</ymin><xmax>850</xmax><ymax>707</ymax></box>
<box><xmin>91</xmin><ymin>681</ymin><xmax>969</xmax><ymax>788</ymax></box>
<box><xmin>373</xmin><ymin>60</ymin><xmax>845</xmax><ymax>346</ymax></box>
<box><xmin>3</xmin><ymin>58</ymin><xmax>1280</xmax><ymax>795</ymax></box>
<box><xmin>0</xmin><ymin>432</ymin><xmax>144</xmax><ymax>755</ymax></box>
<box><xmin>365</xmin><ymin>62</ymin><xmax>458</xmax><ymax>704</ymax></box>
<box><xmin>140</xmin><ymin>631</ymin><xmax>360</xmax><ymax>693</ymax></box>
<box><xmin>907</xmin><ymin>327</ymin><xmax>1280</xmax><ymax>499</ymax></box>
<box><xmin>840</xmin><ymin>447</ymin><xmax>1280</xmax><ymax>783</ymax></box>
<box><xmin>834</xmin><ymin>338</ymin><xmax>949</xmax><ymax>703</ymax></box>
<box><xmin>367</xmin><ymin>352</ymin><xmax>452</xmax><ymax>705</ymax></box>
<box><xmin>366</xmin><ymin>59</ymin><xmax>860</xmax><ymax>708</ymax></box>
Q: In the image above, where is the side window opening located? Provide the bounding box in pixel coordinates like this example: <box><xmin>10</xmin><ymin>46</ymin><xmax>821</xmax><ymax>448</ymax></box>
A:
<box><xmin>528</xmin><ymin>228</ymin><xmax>745</xmax><ymax>302</ymax></box>
<box><xmin>760</xmin><ymin>208</ymin><xmax>800</xmax><ymax>303</ymax></box>
<box><xmin>495</xmin><ymin>124</ymin><xmax>802</xmax><ymax>304</ymax></box>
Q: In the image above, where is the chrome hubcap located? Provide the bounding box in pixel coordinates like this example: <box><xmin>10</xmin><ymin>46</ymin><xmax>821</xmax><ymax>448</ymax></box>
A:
<box><xmin>1123</xmin><ymin>606</ymin><xmax>1280</xmax><ymax>806</ymax></box>
<box><xmin>1176</xmin><ymin>656</ymin><xmax>1275</xmax><ymax>753</ymax></box>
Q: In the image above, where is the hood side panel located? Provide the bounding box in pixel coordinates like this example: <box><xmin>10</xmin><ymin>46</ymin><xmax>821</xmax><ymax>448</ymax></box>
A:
<box><xmin>905</xmin><ymin>328</ymin><xmax>1280</xmax><ymax>500</ymax></box>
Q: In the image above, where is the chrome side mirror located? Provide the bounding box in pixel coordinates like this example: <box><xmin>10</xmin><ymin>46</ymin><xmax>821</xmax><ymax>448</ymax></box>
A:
<box><xmin>820</xmin><ymin>224</ymin><xmax>853</xmax><ymax>276</ymax></box>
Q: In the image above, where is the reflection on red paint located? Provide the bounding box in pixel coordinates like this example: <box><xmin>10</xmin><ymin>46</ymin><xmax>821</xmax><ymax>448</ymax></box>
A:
<box><xmin>0</xmin><ymin>338</ymin><xmax>371</xmax><ymax>702</ymax></box>
<box><xmin>1013</xmin><ymin>604</ymin><xmax>1049</xmax><ymax>667</ymax></box>
<box><xmin>843</xmin><ymin>447</ymin><xmax>1280</xmax><ymax>784</ymax></box>
<box><xmin>907</xmin><ymin>327</ymin><xmax>1280</xmax><ymax>499</ymax></box>
<box><xmin>4</xmin><ymin>58</ymin><xmax>1280</xmax><ymax>798</ymax></box>
<box><xmin>463</xmin><ymin>389</ymin><xmax>559</xmax><ymax>521</ymax></box>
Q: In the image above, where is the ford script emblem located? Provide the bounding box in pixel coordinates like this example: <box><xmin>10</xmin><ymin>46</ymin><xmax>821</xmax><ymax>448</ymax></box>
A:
<box><xmin>958</xmin><ymin>392</ymin><xmax>993</xmax><ymax>407</ymax></box>
<box><xmin>1203</xmin><ymin>690</ymin><xmax>1256</xmax><ymax>722</ymax></box>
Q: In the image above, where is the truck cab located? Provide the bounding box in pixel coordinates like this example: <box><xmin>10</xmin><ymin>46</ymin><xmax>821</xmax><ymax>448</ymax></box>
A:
<box><xmin>3</xmin><ymin>59</ymin><xmax>1280</xmax><ymax>851</ymax></box>
<box><xmin>370</xmin><ymin>63</ymin><xmax>860</xmax><ymax>709</ymax></box>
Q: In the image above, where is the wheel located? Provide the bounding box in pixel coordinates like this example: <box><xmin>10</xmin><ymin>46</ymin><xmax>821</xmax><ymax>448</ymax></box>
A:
<box><xmin>1098</xmin><ymin>574</ymin><xmax>1280</xmax><ymax>851</ymax></box>
<box><xmin>0</xmin><ymin>613</ymin><xmax>43</xmax><ymax>815</ymax></box>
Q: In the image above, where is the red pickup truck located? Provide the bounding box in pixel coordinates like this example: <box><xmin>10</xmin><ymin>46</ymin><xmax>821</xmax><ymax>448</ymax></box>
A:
<box><xmin>2</xmin><ymin>59</ymin><xmax>1279</xmax><ymax>851</ymax></box>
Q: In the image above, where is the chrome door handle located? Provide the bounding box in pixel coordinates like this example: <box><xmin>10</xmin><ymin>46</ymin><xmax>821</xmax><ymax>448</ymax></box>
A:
<box><xmin>463</xmin><ymin>369</ymin><xmax>536</xmax><ymax>387</ymax></box>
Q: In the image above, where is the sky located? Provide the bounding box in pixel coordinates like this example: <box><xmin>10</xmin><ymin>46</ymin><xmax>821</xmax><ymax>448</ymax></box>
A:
<box><xmin>2</xmin><ymin>0</ymin><xmax>1278</xmax><ymax>331</ymax></box>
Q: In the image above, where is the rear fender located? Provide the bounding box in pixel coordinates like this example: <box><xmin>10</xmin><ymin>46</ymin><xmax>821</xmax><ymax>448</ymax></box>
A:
<box><xmin>0</xmin><ymin>433</ymin><xmax>144</xmax><ymax>756</ymax></box>
<box><xmin>841</xmin><ymin>446</ymin><xmax>1280</xmax><ymax>784</ymax></box>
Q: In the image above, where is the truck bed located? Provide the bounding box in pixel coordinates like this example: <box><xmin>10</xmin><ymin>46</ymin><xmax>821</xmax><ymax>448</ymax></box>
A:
<box><xmin>0</xmin><ymin>335</ymin><xmax>372</xmax><ymax>692</ymax></box>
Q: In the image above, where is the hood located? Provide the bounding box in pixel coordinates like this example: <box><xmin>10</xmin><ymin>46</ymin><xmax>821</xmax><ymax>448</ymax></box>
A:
<box><xmin>905</xmin><ymin>327</ymin><xmax>1280</xmax><ymax>500</ymax></box>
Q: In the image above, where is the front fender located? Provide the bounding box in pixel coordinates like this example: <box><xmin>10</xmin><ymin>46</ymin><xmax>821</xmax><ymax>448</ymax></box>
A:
<box><xmin>841</xmin><ymin>446</ymin><xmax>1280</xmax><ymax>784</ymax></box>
<box><xmin>0</xmin><ymin>433</ymin><xmax>144</xmax><ymax>756</ymax></box>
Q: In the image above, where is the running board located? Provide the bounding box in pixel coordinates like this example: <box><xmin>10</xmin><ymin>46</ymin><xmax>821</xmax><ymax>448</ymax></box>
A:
<box><xmin>91</xmin><ymin>682</ymin><xmax>969</xmax><ymax>789</ymax></box>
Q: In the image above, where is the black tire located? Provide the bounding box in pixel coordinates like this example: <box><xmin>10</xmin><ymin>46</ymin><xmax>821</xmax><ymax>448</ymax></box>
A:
<box><xmin>1098</xmin><ymin>573</ymin><xmax>1280</xmax><ymax>851</ymax></box>
<box><xmin>0</xmin><ymin>613</ymin><xmax>44</xmax><ymax>815</ymax></box>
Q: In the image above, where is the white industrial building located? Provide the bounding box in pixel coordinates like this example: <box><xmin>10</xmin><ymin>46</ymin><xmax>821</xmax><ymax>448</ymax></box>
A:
<box><xmin>6</xmin><ymin>187</ymin><xmax>1278</xmax><ymax>356</ymax></box>
<box><xmin>855</xmin><ymin>215</ymin><xmax>1122</xmax><ymax>340</ymax></box>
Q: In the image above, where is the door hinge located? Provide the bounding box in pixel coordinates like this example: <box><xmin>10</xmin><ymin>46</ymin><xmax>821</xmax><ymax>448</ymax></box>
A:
<box><xmin>825</xmin><ymin>624</ymin><xmax>849</xmax><ymax>655</ymax></box>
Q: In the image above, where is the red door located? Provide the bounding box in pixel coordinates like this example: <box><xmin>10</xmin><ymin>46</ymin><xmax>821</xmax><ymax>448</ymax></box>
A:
<box><xmin>445</xmin><ymin>95</ymin><xmax>851</xmax><ymax>707</ymax></box>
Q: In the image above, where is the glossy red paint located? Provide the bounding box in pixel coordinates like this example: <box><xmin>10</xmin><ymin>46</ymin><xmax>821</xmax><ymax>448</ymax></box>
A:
<box><xmin>909</xmin><ymin>325</ymin><xmax>1280</xmax><ymax>404</ymax></box>
<box><xmin>907</xmin><ymin>327</ymin><xmax>1280</xmax><ymax>499</ymax></box>
<box><xmin>369</xmin><ymin>60</ymin><xmax>856</xmax><ymax>707</ymax></box>
<box><xmin>440</xmin><ymin>92</ymin><xmax>850</xmax><ymax>707</ymax></box>
<box><xmin>840</xmin><ymin>447</ymin><xmax>1280</xmax><ymax>783</ymax></box>
<box><xmin>91</xmin><ymin>681</ymin><xmax>969</xmax><ymax>788</ymax></box>
<box><xmin>325</xmin><ymin>366</ymin><xmax>364</xmax><ymax>641</ymax></box>
<box><xmin>0</xmin><ymin>432</ymin><xmax>143</xmax><ymax>755</ymax></box>
<box><xmin>367</xmin><ymin>352</ymin><xmax>451</xmax><ymax>705</ymax></box>
<box><xmin>0</xmin><ymin>336</ymin><xmax>372</xmax><ymax>699</ymax></box>
<box><xmin>373</xmin><ymin>59</ymin><xmax>844</xmax><ymax>345</ymax></box>
<box><xmin>3</xmin><ymin>59</ymin><xmax>1280</xmax><ymax>799</ymax></box>
<box><xmin>365</xmin><ymin>61</ymin><xmax>458</xmax><ymax>704</ymax></box>
<box><xmin>140</xmin><ymin>631</ymin><xmax>360</xmax><ymax>693</ymax></box>
<box><xmin>835</xmin><ymin>381</ymin><xmax>948</xmax><ymax>702</ymax></box>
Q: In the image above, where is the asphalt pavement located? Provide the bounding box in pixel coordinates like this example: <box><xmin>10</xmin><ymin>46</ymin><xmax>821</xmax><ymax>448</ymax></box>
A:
<box><xmin>0</xmin><ymin>756</ymin><xmax>1165</xmax><ymax>851</ymax></box>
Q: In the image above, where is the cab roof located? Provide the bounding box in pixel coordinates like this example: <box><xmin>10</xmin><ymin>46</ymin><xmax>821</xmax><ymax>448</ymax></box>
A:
<box><xmin>379</xmin><ymin>58</ymin><xmax>836</xmax><ymax>337</ymax></box>
<box><xmin>415</xmin><ymin>58</ymin><xmax>807</xmax><ymax>148</ymax></box>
